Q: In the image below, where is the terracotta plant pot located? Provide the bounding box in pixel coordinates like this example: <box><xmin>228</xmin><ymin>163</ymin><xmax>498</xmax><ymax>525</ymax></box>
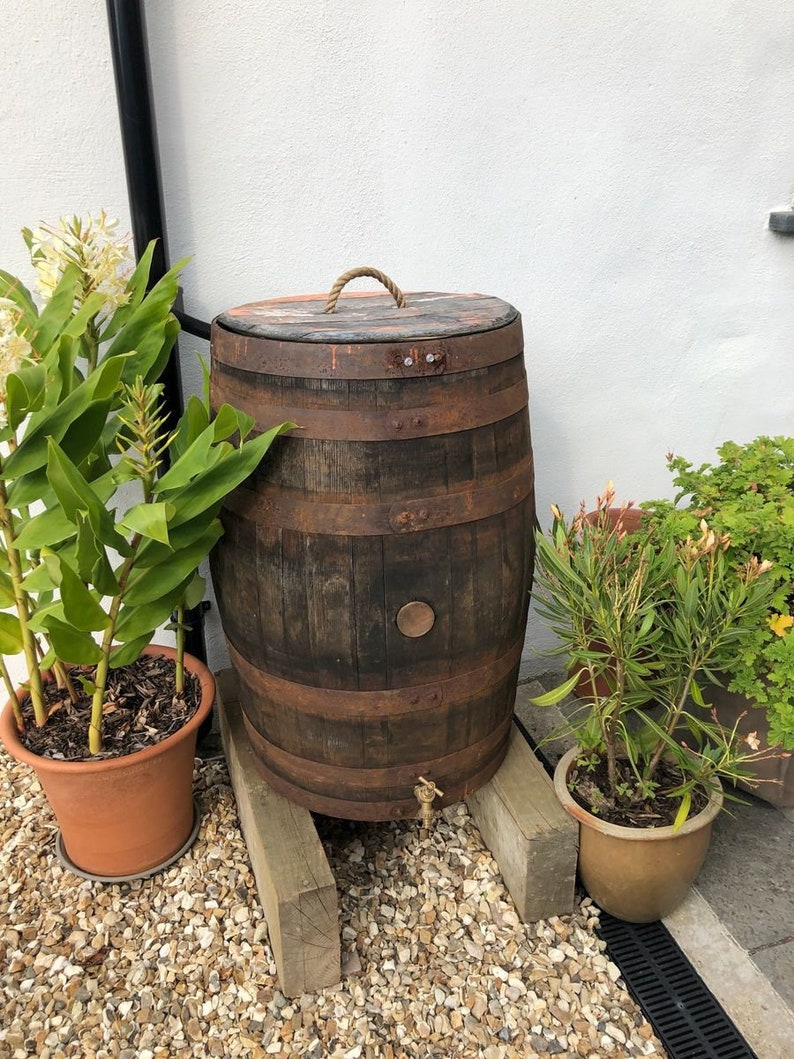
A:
<box><xmin>710</xmin><ymin>685</ymin><xmax>794</xmax><ymax>809</ymax></box>
<box><xmin>0</xmin><ymin>645</ymin><xmax>215</xmax><ymax>879</ymax></box>
<box><xmin>554</xmin><ymin>746</ymin><xmax>723</xmax><ymax>923</ymax></box>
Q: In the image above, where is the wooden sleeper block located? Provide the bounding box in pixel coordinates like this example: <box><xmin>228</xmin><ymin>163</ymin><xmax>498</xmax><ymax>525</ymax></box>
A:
<box><xmin>216</xmin><ymin>669</ymin><xmax>341</xmax><ymax>996</ymax></box>
<box><xmin>466</xmin><ymin>724</ymin><xmax>578</xmax><ymax>922</ymax></box>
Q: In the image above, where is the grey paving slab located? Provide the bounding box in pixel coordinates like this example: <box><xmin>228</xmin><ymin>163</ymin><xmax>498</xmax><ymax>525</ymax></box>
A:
<box><xmin>695</xmin><ymin>793</ymin><xmax>794</xmax><ymax>952</ymax></box>
<box><xmin>752</xmin><ymin>941</ymin><xmax>794</xmax><ymax>1011</ymax></box>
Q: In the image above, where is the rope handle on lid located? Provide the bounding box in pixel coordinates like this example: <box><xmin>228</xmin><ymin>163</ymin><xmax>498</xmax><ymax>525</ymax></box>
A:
<box><xmin>323</xmin><ymin>267</ymin><xmax>406</xmax><ymax>314</ymax></box>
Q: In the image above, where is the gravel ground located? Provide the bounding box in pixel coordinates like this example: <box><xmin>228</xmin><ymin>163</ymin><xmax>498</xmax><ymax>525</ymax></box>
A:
<box><xmin>1</xmin><ymin>751</ymin><xmax>667</xmax><ymax>1059</ymax></box>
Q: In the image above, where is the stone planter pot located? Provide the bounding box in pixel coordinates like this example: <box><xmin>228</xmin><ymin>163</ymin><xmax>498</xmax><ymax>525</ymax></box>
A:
<box><xmin>553</xmin><ymin>746</ymin><xmax>723</xmax><ymax>923</ymax></box>
<box><xmin>0</xmin><ymin>645</ymin><xmax>215</xmax><ymax>880</ymax></box>
<box><xmin>710</xmin><ymin>685</ymin><xmax>794</xmax><ymax>809</ymax></box>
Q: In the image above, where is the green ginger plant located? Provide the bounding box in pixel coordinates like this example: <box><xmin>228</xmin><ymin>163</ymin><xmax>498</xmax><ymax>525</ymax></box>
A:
<box><xmin>532</xmin><ymin>485</ymin><xmax>777</xmax><ymax>826</ymax></box>
<box><xmin>646</xmin><ymin>437</ymin><xmax>794</xmax><ymax>749</ymax></box>
<box><xmin>0</xmin><ymin>214</ymin><xmax>289</xmax><ymax>755</ymax></box>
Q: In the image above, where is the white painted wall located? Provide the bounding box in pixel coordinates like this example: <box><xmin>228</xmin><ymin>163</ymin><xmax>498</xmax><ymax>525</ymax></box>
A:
<box><xmin>4</xmin><ymin>1</ymin><xmax>794</xmax><ymax>676</ymax></box>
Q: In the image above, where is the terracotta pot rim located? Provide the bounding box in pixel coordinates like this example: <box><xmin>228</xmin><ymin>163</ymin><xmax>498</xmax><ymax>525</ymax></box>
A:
<box><xmin>553</xmin><ymin>745</ymin><xmax>724</xmax><ymax>841</ymax></box>
<box><xmin>0</xmin><ymin>644</ymin><xmax>214</xmax><ymax>775</ymax></box>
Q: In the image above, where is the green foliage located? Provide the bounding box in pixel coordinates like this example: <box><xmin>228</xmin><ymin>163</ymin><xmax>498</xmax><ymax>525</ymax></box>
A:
<box><xmin>0</xmin><ymin>214</ymin><xmax>292</xmax><ymax>753</ymax></box>
<box><xmin>646</xmin><ymin>437</ymin><xmax>794</xmax><ymax>749</ymax></box>
<box><xmin>532</xmin><ymin>488</ymin><xmax>777</xmax><ymax>824</ymax></box>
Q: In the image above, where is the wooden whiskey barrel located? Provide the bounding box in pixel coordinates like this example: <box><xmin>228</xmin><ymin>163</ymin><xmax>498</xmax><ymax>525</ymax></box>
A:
<box><xmin>210</xmin><ymin>270</ymin><xmax>535</xmax><ymax>820</ymax></box>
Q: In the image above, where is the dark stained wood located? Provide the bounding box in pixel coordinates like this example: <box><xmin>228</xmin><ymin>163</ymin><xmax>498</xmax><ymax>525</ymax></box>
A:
<box><xmin>217</xmin><ymin>291</ymin><xmax>517</xmax><ymax>343</ymax></box>
<box><xmin>210</xmin><ymin>291</ymin><xmax>535</xmax><ymax>820</ymax></box>
<box><xmin>211</xmin><ymin>313</ymin><xmax>524</xmax><ymax>380</ymax></box>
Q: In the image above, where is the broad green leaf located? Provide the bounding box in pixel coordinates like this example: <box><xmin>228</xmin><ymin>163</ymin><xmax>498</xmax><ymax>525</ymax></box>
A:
<box><xmin>183</xmin><ymin>571</ymin><xmax>206</xmax><ymax>611</ymax></box>
<box><xmin>98</xmin><ymin>241</ymin><xmax>156</xmax><ymax>342</ymax></box>
<box><xmin>123</xmin><ymin>524</ymin><xmax>222</xmax><ymax>605</ymax></box>
<box><xmin>102</xmin><ymin>257</ymin><xmax>187</xmax><ymax>366</ymax></box>
<box><xmin>0</xmin><ymin>269</ymin><xmax>38</xmax><ymax>328</ymax></box>
<box><xmin>529</xmin><ymin>670</ymin><xmax>583</xmax><ymax>706</ymax></box>
<box><xmin>114</xmin><ymin>578</ymin><xmax>192</xmax><ymax>642</ymax></box>
<box><xmin>169</xmin><ymin>393</ymin><xmax>210</xmax><ymax>461</ymax></box>
<box><xmin>134</xmin><ymin>512</ymin><xmax>222</xmax><ymax>568</ymax></box>
<box><xmin>154</xmin><ymin>424</ymin><xmax>216</xmax><ymax>493</ymax></box>
<box><xmin>120</xmin><ymin>502</ymin><xmax>174</xmax><ymax>545</ymax></box>
<box><xmin>56</xmin><ymin>557</ymin><xmax>110</xmax><ymax>632</ymax></box>
<box><xmin>5</xmin><ymin>362</ymin><xmax>48</xmax><ymax>430</ymax></box>
<box><xmin>21</xmin><ymin>561</ymin><xmax>58</xmax><ymax>593</ymax></box>
<box><xmin>108</xmin><ymin>634</ymin><xmax>152</xmax><ymax>668</ymax></box>
<box><xmin>45</xmin><ymin>440</ymin><xmax>132</xmax><ymax>555</ymax></box>
<box><xmin>0</xmin><ymin>571</ymin><xmax>16</xmax><ymax>607</ymax></box>
<box><xmin>42</xmin><ymin>617</ymin><xmax>103</xmax><ymax>665</ymax></box>
<box><xmin>0</xmin><ymin>612</ymin><xmax>23</xmax><ymax>654</ymax></box>
<box><xmin>13</xmin><ymin>506</ymin><xmax>76</xmax><ymax>553</ymax></box>
<box><xmin>61</xmin><ymin>290</ymin><xmax>108</xmax><ymax>339</ymax></box>
<box><xmin>212</xmin><ymin>403</ymin><xmax>244</xmax><ymax>442</ymax></box>
<box><xmin>3</xmin><ymin>368</ymin><xmax>114</xmax><ymax>479</ymax></box>
<box><xmin>30</xmin><ymin>265</ymin><xmax>79</xmax><ymax>355</ymax></box>
<box><xmin>140</xmin><ymin>314</ymin><xmax>181</xmax><ymax>386</ymax></box>
<box><xmin>75</xmin><ymin>513</ymin><xmax>120</xmax><ymax>596</ymax></box>
<box><xmin>166</xmin><ymin>422</ymin><xmax>294</xmax><ymax>527</ymax></box>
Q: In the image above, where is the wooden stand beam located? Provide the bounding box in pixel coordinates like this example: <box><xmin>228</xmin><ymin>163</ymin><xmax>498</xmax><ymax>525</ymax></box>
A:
<box><xmin>467</xmin><ymin>724</ymin><xmax>578</xmax><ymax>922</ymax></box>
<box><xmin>216</xmin><ymin>669</ymin><xmax>341</xmax><ymax>996</ymax></box>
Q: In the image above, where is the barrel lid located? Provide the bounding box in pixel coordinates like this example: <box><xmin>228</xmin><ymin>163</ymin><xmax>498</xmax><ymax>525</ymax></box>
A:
<box><xmin>216</xmin><ymin>291</ymin><xmax>518</xmax><ymax>343</ymax></box>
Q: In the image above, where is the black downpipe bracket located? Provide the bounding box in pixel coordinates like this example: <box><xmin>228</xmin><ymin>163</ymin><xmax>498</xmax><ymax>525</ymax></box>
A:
<box><xmin>105</xmin><ymin>0</ymin><xmax>208</xmax><ymax>666</ymax></box>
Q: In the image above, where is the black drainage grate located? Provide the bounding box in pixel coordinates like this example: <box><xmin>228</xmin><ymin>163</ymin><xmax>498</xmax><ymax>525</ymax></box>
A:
<box><xmin>596</xmin><ymin>911</ymin><xmax>758</xmax><ymax>1058</ymax></box>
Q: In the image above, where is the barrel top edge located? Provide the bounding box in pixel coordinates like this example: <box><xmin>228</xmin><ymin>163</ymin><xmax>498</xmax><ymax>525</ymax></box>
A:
<box><xmin>215</xmin><ymin>291</ymin><xmax>519</xmax><ymax>342</ymax></box>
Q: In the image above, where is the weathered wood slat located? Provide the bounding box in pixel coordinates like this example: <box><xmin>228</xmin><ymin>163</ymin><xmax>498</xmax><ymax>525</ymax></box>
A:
<box><xmin>467</xmin><ymin>726</ymin><xmax>578</xmax><ymax>922</ymax></box>
<box><xmin>216</xmin><ymin>669</ymin><xmax>340</xmax><ymax>995</ymax></box>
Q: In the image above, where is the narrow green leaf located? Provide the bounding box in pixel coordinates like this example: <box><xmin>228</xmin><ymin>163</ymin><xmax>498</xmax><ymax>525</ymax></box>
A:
<box><xmin>529</xmin><ymin>670</ymin><xmax>583</xmax><ymax>707</ymax></box>
<box><xmin>672</xmin><ymin>790</ymin><xmax>692</xmax><ymax>832</ymax></box>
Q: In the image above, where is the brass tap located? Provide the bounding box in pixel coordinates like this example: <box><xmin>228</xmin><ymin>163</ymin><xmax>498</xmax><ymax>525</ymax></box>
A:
<box><xmin>414</xmin><ymin>775</ymin><xmax>444</xmax><ymax>829</ymax></box>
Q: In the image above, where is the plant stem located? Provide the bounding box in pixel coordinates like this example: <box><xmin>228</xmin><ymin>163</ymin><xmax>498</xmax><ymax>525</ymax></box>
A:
<box><xmin>0</xmin><ymin>657</ymin><xmax>24</xmax><ymax>731</ymax></box>
<box><xmin>175</xmin><ymin>603</ymin><xmax>185</xmax><ymax>695</ymax></box>
<box><xmin>0</xmin><ymin>477</ymin><xmax>45</xmax><ymax>725</ymax></box>
<box><xmin>52</xmin><ymin>660</ymin><xmax>80</xmax><ymax>704</ymax></box>
<box><xmin>88</xmin><ymin>532</ymin><xmax>142</xmax><ymax>755</ymax></box>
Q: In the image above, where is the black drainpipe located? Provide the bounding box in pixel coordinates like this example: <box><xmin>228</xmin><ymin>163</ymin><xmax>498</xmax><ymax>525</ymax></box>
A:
<box><xmin>106</xmin><ymin>0</ymin><xmax>211</xmax><ymax>663</ymax></box>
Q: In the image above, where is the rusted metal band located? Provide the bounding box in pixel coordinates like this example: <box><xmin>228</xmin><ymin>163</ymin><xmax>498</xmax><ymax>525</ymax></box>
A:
<box><xmin>243</xmin><ymin>710</ymin><xmax>513</xmax><ymax>795</ymax></box>
<box><xmin>225</xmin><ymin>456</ymin><xmax>534</xmax><ymax>535</ymax></box>
<box><xmin>211</xmin><ymin>314</ymin><xmax>524</xmax><ymax>380</ymax></box>
<box><xmin>229</xmin><ymin>637</ymin><xmax>524</xmax><ymax>718</ymax></box>
<box><xmin>216</xmin><ymin>376</ymin><xmax>528</xmax><ymax>442</ymax></box>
